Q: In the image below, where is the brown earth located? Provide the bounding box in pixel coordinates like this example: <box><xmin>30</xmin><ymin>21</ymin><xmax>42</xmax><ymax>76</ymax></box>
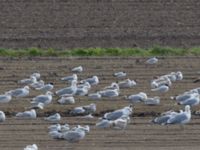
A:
<box><xmin>1</xmin><ymin>0</ymin><xmax>200</xmax><ymax>49</ymax></box>
<box><xmin>0</xmin><ymin>57</ymin><xmax>200</xmax><ymax>150</ymax></box>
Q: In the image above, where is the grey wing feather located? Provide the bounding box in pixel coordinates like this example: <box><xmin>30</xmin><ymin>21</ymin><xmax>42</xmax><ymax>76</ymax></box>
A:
<box><xmin>16</xmin><ymin>112</ymin><xmax>31</xmax><ymax>117</ymax></box>
<box><xmin>0</xmin><ymin>96</ymin><xmax>7</xmax><ymax>100</ymax></box>
<box><xmin>153</xmin><ymin>115</ymin><xmax>171</xmax><ymax>125</ymax></box>
<box><xmin>33</xmin><ymin>96</ymin><xmax>48</xmax><ymax>103</ymax></box>
<box><xmin>11</xmin><ymin>89</ymin><xmax>23</xmax><ymax>96</ymax></box>
<box><xmin>167</xmin><ymin>114</ymin><xmax>187</xmax><ymax>124</ymax></box>
<box><xmin>65</xmin><ymin>131</ymin><xmax>82</xmax><ymax>142</ymax></box>
<box><xmin>105</xmin><ymin>111</ymin><xmax>123</xmax><ymax>120</ymax></box>
<box><xmin>181</xmin><ymin>98</ymin><xmax>198</xmax><ymax>106</ymax></box>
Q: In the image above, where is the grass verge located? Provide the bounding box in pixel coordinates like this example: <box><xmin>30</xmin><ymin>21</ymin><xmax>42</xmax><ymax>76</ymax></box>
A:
<box><xmin>0</xmin><ymin>46</ymin><xmax>200</xmax><ymax>57</ymax></box>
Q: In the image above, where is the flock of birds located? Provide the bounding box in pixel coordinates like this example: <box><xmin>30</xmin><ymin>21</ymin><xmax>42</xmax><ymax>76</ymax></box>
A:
<box><xmin>0</xmin><ymin>56</ymin><xmax>199</xmax><ymax>150</ymax></box>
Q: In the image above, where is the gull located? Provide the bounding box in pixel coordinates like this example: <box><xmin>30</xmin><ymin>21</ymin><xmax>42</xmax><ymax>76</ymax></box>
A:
<box><xmin>35</xmin><ymin>83</ymin><xmax>54</xmax><ymax>92</ymax></box>
<box><xmin>30</xmin><ymin>73</ymin><xmax>41</xmax><ymax>80</ymax></box>
<box><xmin>24</xmin><ymin>144</ymin><xmax>38</xmax><ymax>150</ymax></box>
<box><xmin>82</xmin><ymin>103</ymin><xmax>96</xmax><ymax>114</ymax></box>
<box><xmin>151</xmin><ymin>77</ymin><xmax>172</xmax><ymax>88</ymax></box>
<box><xmin>96</xmin><ymin>119</ymin><xmax>114</xmax><ymax>129</ymax></box>
<box><xmin>113</xmin><ymin>71</ymin><xmax>127</xmax><ymax>78</ymax></box>
<box><xmin>176</xmin><ymin>71</ymin><xmax>183</xmax><ymax>81</ymax></box>
<box><xmin>70</xmin><ymin>107</ymin><xmax>86</xmax><ymax>115</ymax></box>
<box><xmin>28</xmin><ymin>102</ymin><xmax>44</xmax><ymax>110</ymax></box>
<box><xmin>31</xmin><ymin>91</ymin><xmax>53</xmax><ymax>106</ymax></box>
<box><xmin>30</xmin><ymin>80</ymin><xmax>45</xmax><ymax>89</ymax></box>
<box><xmin>146</xmin><ymin>57</ymin><xmax>158</xmax><ymax>64</ymax></box>
<box><xmin>81</xmin><ymin>114</ymin><xmax>94</xmax><ymax>119</ymax></box>
<box><xmin>0</xmin><ymin>92</ymin><xmax>12</xmax><ymax>103</ymax></box>
<box><xmin>0</xmin><ymin>111</ymin><xmax>6</xmax><ymax>122</ymax></box>
<box><xmin>72</xmin><ymin>125</ymin><xmax>90</xmax><ymax>133</ymax></box>
<box><xmin>151</xmin><ymin>84</ymin><xmax>169</xmax><ymax>93</ymax></box>
<box><xmin>19</xmin><ymin>76</ymin><xmax>37</xmax><ymax>85</ymax></box>
<box><xmin>172</xmin><ymin>92</ymin><xmax>194</xmax><ymax>102</ymax></box>
<box><xmin>177</xmin><ymin>93</ymin><xmax>200</xmax><ymax>106</ymax></box>
<box><xmin>70</xmin><ymin>103</ymin><xmax>96</xmax><ymax>115</ymax></box>
<box><xmin>99</xmin><ymin>89</ymin><xmax>119</xmax><ymax>98</ymax></box>
<box><xmin>103</xmin><ymin>82</ymin><xmax>119</xmax><ymax>91</ymax></box>
<box><xmin>118</xmin><ymin>79</ymin><xmax>136</xmax><ymax>88</ymax></box>
<box><xmin>167</xmin><ymin>105</ymin><xmax>191</xmax><ymax>126</ymax></box>
<box><xmin>103</xmin><ymin>105</ymin><xmax>133</xmax><ymax>120</ymax></box>
<box><xmin>61</xmin><ymin>124</ymin><xmax>70</xmax><ymax>132</ymax></box>
<box><xmin>165</xmin><ymin>72</ymin><xmax>177</xmax><ymax>82</ymax></box>
<box><xmin>152</xmin><ymin>110</ymin><xmax>179</xmax><ymax>125</ymax></box>
<box><xmin>48</xmin><ymin>124</ymin><xmax>61</xmax><ymax>132</ymax></box>
<box><xmin>81</xmin><ymin>76</ymin><xmax>99</xmax><ymax>86</ymax></box>
<box><xmin>113</xmin><ymin>118</ymin><xmax>128</xmax><ymax>130</ymax></box>
<box><xmin>125</xmin><ymin>92</ymin><xmax>147</xmax><ymax>103</ymax></box>
<box><xmin>72</xmin><ymin>66</ymin><xmax>83</xmax><ymax>73</ymax></box>
<box><xmin>48</xmin><ymin>123</ymin><xmax>70</xmax><ymax>132</ymax></box>
<box><xmin>16</xmin><ymin>109</ymin><xmax>36</xmax><ymax>119</ymax></box>
<box><xmin>77</xmin><ymin>82</ymin><xmax>91</xmax><ymax>90</ymax></box>
<box><xmin>189</xmin><ymin>87</ymin><xmax>200</xmax><ymax>94</ymax></box>
<box><xmin>55</xmin><ymin>80</ymin><xmax>77</xmax><ymax>96</ymax></box>
<box><xmin>75</xmin><ymin>86</ymin><xmax>89</xmax><ymax>96</ymax></box>
<box><xmin>49</xmin><ymin>130</ymin><xmax>63</xmax><ymax>139</ymax></box>
<box><xmin>61</xmin><ymin>74</ymin><xmax>78</xmax><ymax>83</ymax></box>
<box><xmin>58</xmin><ymin>96</ymin><xmax>75</xmax><ymax>105</ymax></box>
<box><xmin>44</xmin><ymin>113</ymin><xmax>61</xmax><ymax>123</ymax></box>
<box><xmin>8</xmin><ymin>86</ymin><xmax>30</xmax><ymax>97</ymax></box>
<box><xmin>62</xmin><ymin>127</ymin><xmax>86</xmax><ymax>143</ymax></box>
<box><xmin>144</xmin><ymin>96</ymin><xmax>160</xmax><ymax>105</ymax></box>
<box><xmin>88</xmin><ymin>92</ymin><xmax>102</xmax><ymax>100</ymax></box>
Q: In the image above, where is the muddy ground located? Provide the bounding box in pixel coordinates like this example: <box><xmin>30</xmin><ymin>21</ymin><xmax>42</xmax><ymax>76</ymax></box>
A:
<box><xmin>0</xmin><ymin>57</ymin><xmax>200</xmax><ymax>150</ymax></box>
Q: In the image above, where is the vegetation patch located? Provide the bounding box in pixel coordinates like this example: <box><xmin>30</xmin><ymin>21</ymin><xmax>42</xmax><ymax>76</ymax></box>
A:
<box><xmin>0</xmin><ymin>46</ymin><xmax>200</xmax><ymax>57</ymax></box>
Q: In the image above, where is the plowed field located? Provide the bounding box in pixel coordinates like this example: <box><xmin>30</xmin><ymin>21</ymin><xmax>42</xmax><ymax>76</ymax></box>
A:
<box><xmin>0</xmin><ymin>57</ymin><xmax>200</xmax><ymax>150</ymax></box>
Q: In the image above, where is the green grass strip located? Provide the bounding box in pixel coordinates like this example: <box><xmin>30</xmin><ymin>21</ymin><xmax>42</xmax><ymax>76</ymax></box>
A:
<box><xmin>0</xmin><ymin>46</ymin><xmax>200</xmax><ymax>57</ymax></box>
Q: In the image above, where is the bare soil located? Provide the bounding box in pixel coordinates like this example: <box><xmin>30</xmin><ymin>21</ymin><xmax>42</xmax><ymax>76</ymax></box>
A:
<box><xmin>1</xmin><ymin>0</ymin><xmax>200</xmax><ymax>48</ymax></box>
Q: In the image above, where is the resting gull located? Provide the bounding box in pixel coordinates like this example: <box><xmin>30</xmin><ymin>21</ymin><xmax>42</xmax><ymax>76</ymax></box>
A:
<box><xmin>16</xmin><ymin>109</ymin><xmax>37</xmax><ymax>119</ymax></box>
<box><xmin>0</xmin><ymin>111</ymin><xmax>6</xmax><ymax>122</ymax></box>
